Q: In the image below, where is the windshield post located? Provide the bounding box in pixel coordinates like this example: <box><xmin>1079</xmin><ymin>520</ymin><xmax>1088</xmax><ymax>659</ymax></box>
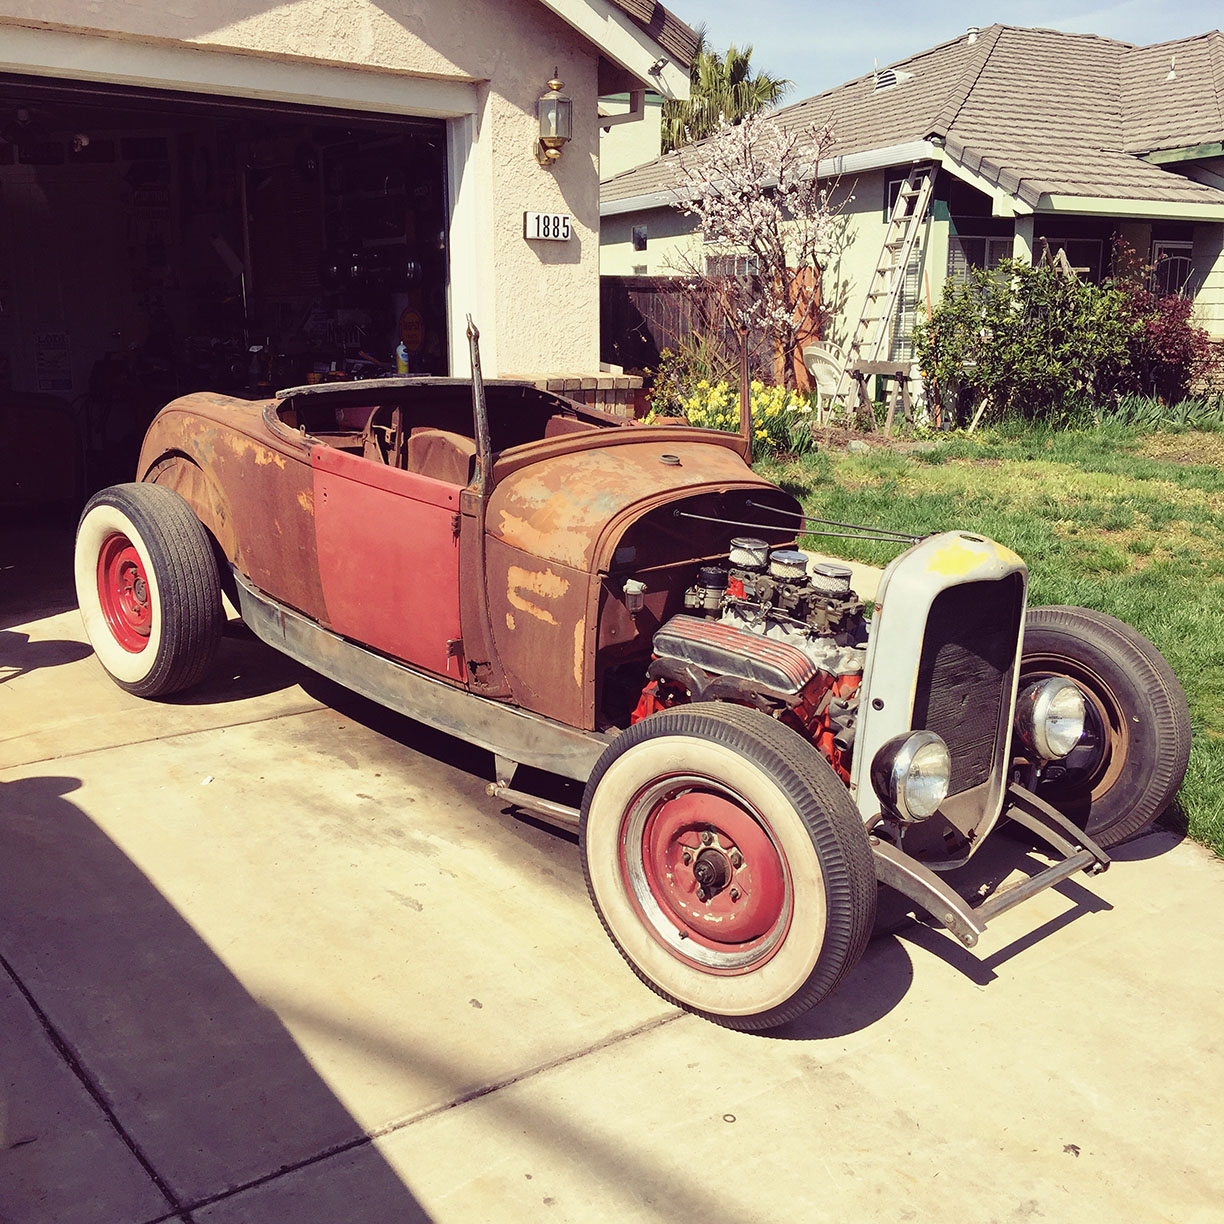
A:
<box><xmin>467</xmin><ymin>315</ymin><xmax>494</xmax><ymax>495</ymax></box>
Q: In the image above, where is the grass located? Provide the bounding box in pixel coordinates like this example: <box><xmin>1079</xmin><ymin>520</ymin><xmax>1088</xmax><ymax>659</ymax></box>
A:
<box><xmin>758</xmin><ymin>421</ymin><xmax>1224</xmax><ymax>857</ymax></box>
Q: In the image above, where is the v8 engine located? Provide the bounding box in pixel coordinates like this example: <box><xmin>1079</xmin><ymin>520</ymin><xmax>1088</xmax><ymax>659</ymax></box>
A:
<box><xmin>634</xmin><ymin>537</ymin><xmax>870</xmax><ymax>781</ymax></box>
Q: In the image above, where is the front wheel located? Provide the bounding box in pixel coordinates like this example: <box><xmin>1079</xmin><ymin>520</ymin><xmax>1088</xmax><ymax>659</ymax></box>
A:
<box><xmin>75</xmin><ymin>482</ymin><xmax>223</xmax><ymax>697</ymax></box>
<box><xmin>580</xmin><ymin>704</ymin><xmax>876</xmax><ymax>1031</ymax></box>
<box><xmin>1020</xmin><ymin>606</ymin><xmax>1190</xmax><ymax>847</ymax></box>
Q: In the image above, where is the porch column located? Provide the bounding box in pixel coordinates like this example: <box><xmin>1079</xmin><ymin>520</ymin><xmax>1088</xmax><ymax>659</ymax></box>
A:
<box><xmin>1012</xmin><ymin>215</ymin><xmax>1035</xmax><ymax>264</ymax></box>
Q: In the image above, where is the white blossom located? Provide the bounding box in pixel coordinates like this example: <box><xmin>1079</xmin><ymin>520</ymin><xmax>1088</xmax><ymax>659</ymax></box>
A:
<box><xmin>670</xmin><ymin>113</ymin><xmax>839</xmax><ymax>387</ymax></box>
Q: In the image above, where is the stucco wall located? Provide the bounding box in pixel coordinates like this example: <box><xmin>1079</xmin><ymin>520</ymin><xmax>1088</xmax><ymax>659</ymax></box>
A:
<box><xmin>0</xmin><ymin>1</ymin><xmax>607</xmax><ymax>376</ymax></box>
<box><xmin>598</xmin><ymin>93</ymin><xmax>662</xmax><ymax>181</ymax></box>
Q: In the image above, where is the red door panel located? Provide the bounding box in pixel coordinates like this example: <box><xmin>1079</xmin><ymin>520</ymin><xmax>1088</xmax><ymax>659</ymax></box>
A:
<box><xmin>312</xmin><ymin>445</ymin><xmax>464</xmax><ymax>682</ymax></box>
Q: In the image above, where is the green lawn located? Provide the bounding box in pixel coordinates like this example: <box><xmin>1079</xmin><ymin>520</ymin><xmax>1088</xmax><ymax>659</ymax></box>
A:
<box><xmin>759</xmin><ymin>424</ymin><xmax>1224</xmax><ymax>857</ymax></box>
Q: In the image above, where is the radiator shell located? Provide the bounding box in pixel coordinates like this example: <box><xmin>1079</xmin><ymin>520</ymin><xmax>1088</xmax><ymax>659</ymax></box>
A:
<box><xmin>851</xmin><ymin>533</ymin><xmax>1027</xmax><ymax>857</ymax></box>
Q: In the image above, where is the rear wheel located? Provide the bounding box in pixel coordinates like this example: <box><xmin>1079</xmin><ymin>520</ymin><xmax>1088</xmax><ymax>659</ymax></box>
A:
<box><xmin>1021</xmin><ymin>606</ymin><xmax>1190</xmax><ymax>847</ymax></box>
<box><xmin>581</xmin><ymin>704</ymin><xmax>876</xmax><ymax>1031</ymax></box>
<box><xmin>75</xmin><ymin>482</ymin><xmax>223</xmax><ymax>697</ymax></box>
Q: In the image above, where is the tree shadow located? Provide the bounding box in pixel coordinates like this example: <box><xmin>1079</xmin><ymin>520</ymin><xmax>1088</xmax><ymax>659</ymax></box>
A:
<box><xmin>0</xmin><ymin>774</ymin><xmax>433</xmax><ymax>1223</ymax></box>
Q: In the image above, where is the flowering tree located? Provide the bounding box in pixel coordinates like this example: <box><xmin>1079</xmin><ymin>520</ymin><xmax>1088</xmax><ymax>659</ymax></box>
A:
<box><xmin>670</xmin><ymin>112</ymin><xmax>839</xmax><ymax>389</ymax></box>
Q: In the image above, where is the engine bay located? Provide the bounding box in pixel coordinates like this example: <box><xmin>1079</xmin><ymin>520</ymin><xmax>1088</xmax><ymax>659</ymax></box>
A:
<box><xmin>616</xmin><ymin>531</ymin><xmax>870</xmax><ymax>782</ymax></box>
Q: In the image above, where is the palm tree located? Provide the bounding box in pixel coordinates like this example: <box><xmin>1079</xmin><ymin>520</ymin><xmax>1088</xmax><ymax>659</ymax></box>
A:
<box><xmin>662</xmin><ymin>36</ymin><xmax>791</xmax><ymax>153</ymax></box>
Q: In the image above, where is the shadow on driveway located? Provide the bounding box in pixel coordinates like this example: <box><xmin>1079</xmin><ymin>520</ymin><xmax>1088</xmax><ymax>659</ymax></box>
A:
<box><xmin>0</xmin><ymin>774</ymin><xmax>432</xmax><ymax>1224</ymax></box>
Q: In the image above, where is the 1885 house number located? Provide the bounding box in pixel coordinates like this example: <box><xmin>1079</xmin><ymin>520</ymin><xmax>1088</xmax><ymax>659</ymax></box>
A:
<box><xmin>524</xmin><ymin>212</ymin><xmax>573</xmax><ymax>241</ymax></box>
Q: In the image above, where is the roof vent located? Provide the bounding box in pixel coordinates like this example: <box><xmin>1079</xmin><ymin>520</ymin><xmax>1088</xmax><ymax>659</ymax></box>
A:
<box><xmin>1166</xmin><ymin>55</ymin><xmax>1177</xmax><ymax>82</ymax></box>
<box><xmin>874</xmin><ymin>68</ymin><xmax>914</xmax><ymax>92</ymax></box>
<box><xmin>967</xmin><ymin>26</ymin><xmax>979</xmax><ymax>44</ymax></box>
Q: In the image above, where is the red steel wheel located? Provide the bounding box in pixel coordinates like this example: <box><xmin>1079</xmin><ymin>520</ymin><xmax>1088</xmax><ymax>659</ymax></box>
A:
<box><xmin>96</xmin><ymin>532</ymin><xmax>153</xmax><ymax>652</ymax></box>
<box><xmin>582</xmin><ymin>703</ymin><xmax>876</xmax><ymax>1031</ymax></box>
<box><xmin>636</xmin><ymin>787</ymin><xmax>790</xmax><ymax>961</ymax></box>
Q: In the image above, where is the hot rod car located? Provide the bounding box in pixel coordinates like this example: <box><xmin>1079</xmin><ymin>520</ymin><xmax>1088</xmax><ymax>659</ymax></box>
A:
<box><xmin>74</xmin><ymin>326</ymin><xmax>1190</xmax><ymax>1031</ymax></box>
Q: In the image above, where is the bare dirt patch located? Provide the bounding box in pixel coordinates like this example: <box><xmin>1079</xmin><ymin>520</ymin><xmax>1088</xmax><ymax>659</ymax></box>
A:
<box><xmin>1138</xmin><ymin>433</ymin><xmax>1224</xmax><ymax>467</ymax></box>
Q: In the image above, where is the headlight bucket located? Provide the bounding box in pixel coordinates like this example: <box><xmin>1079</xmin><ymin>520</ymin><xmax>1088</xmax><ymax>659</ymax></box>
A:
<box><xmin>870</xmin><ymin>730</ymin><xmax>952</xmax><ymax>823</ymax></box>
<box><xmin>1014</xmin><ymin>677</ymin><xmax>1087</xmax><ymax>760</ymax></box>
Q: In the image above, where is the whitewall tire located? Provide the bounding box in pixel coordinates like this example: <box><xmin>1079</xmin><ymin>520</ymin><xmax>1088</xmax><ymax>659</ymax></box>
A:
<box><xmin>75</xmin><ymin>483</ymin><xmax>223</xmax><ymax>697</ymax></box>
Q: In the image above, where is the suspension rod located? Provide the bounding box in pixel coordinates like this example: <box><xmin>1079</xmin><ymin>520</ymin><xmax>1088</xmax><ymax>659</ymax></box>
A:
<box><xmin>745</xmin><ymin>499</ymin><xmax>921</xmax><ymax>543</ymax></box>
<box><xmin>673</xmin><ymin>510</ymin><xmax>918</xmax><ymax>545</ymax></box>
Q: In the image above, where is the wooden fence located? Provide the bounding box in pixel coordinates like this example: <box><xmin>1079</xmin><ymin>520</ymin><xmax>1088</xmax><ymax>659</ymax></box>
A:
<box><xmin>599</xmin><ymin>276</ymin><xmax>774</xmax><ymax>384</ymax></box>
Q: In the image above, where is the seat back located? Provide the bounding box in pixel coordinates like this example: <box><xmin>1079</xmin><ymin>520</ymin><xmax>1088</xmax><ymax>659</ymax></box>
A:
<box><xmin>404</xmin><ymin>428</ymin><xmax>477</xmax><ymax>486</ymax></box>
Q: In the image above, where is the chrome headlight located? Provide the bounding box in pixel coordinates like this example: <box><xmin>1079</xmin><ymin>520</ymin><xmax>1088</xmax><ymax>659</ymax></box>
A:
<box><xmin>870</xmin><ymin>731</ymin><xmax>951</xmax><ymax>823</ymax></box>
<box><xmin>1014</xmin><ymin>677</ymin><xmax>1086</xmax><ymax>760</ymax></box>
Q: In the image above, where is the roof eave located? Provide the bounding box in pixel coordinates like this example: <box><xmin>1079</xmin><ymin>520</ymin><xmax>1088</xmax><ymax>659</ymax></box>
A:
<box><xmin>1142</xmin><ymin>142</ymin><xmax>1224</xmax><ymax>165</ymax></box>
<box><xmin>537</xmin><ymin>0</ymin><xmax>690</xmax><ymax>98</ymax></box>
<box><xmin>1037</xmin><ymin>194</ymin><xmax>1224</xmax><ymax>219</ymax></box>
<box><xmin>600</xmin><ymin>140</ymin><xmax>941</xmax><ymax>216</ymax></box>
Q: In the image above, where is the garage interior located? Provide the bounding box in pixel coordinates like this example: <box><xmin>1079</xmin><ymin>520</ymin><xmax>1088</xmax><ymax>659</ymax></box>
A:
<box><xmin>0</xmin><ymin>74</ymin><xmax>450</xmax><ymax>521</ymax></box>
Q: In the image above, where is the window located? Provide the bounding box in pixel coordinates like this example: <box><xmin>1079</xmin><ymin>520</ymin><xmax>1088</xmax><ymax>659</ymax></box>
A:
<box><xmin>704</xmin><ymin>254</ymin><xmax>760</xmax><ymax>278</ymax></box>
<box><xmin>884</xmin><ymin>173</ymin><xmax>931</xmax><ymax>223</ymax></box>
<box><xmin>947</xmin><ymin>235</ymin><xmax>1013</xmax><ymax>281</ymax></box>
<box><xmin>1038</xmin><ymin>238</ymin><xmax>1104</xmax><ymax>283</ymax></box>
<box><xmin>632</xmin><ymin>224</ymin><xmax>647</xmax><ymax>252</ymax></box>
<box><xmin>1151</xmin><ymin>240</ymin><xmax>1193</xmax><ymax>296</ymax></box>
<box><xmin>889</xmin><ymin>245</ymin><xmax>924</xmax><ymax>362</ymax></box>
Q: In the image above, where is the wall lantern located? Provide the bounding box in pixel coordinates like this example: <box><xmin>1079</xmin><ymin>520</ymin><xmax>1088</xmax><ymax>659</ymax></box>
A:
<box><xmin>536</xmin><ymin>71</ymin><xmax>572</xmax><ymax>167</ymax></box>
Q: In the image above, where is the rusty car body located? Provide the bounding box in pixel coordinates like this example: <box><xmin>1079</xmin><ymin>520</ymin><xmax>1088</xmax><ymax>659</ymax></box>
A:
<box><xmin>73</xmin><ymin>331</ymin><xmax>1191</xmax><ymax>1030</ymax></box>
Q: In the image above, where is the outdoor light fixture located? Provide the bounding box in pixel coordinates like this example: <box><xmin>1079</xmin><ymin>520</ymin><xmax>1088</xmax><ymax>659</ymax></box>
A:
<box><xmin>536</xmin><ymin>70</ymin><xmax>572</xmax><ymax>167</ymax></box>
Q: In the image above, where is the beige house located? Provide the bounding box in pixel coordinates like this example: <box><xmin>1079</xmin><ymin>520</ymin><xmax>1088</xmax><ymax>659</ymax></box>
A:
<box><xmin>0</xmin><ymin>0</ymin><xmax>695</xmax><ymax>410</ymax></box>
<box><xmin>601</xmin><ymin>25</ymin><xmax>1224</xmax><ymax>368</ymax></box>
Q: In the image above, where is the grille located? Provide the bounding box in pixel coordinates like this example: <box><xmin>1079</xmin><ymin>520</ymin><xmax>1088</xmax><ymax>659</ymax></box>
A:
<box><xmin>911</xmin><ymin>575</ymin><xmax>1024</xmax><ymax>797</ymax></box>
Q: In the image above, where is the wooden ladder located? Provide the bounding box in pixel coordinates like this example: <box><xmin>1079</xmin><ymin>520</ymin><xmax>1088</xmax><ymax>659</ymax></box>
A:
<box><xmin>831</xmin><ymin>162</ymin><xmax>936</xmax><ymax>423</ymax></box>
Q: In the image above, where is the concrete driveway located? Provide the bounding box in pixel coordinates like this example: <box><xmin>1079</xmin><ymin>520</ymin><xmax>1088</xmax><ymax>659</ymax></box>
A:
<box><xmin>2</xmin><ymin>525</ymin><xmax>1221</xmax><ymax>1224</ymax></box>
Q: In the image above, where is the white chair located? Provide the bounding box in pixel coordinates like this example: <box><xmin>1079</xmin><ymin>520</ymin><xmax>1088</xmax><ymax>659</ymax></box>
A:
<box><xmin>801</xmin><ymin>344</ymin><xmax>847</xmax><ymax>424</ymax></box>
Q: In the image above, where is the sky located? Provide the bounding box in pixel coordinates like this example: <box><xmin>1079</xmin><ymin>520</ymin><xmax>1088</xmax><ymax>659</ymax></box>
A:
<box><xmin>685</xmin><ymin>0</ymin><xmax>1224</xmax><ymax>102</ymax></box>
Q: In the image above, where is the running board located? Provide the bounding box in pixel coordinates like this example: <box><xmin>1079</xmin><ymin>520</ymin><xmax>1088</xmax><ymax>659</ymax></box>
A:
<box><xmin>233</xmin><ymin>571</ymin><xmax>611</xmax><ymax>782</ymax></box>
<box><xmin>871</xmin><ymin>784</ymin><xmax>1110</xmax><ymax>948</ymax></box>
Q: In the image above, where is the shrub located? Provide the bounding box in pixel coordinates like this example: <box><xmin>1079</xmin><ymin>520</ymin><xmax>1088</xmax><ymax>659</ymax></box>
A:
<box><xmin>914</xmin><ymin>258</ymin><xmax>1136</xmax><ymax>426</ymax></box>
<box><xmin>1119</xmin><ymin>285</ymin><xmax>1223</xmax><ymax>402</ymax></box>
<box><xmin>914</xmin><ymin>252</ymin><xmax>1221</xmax><ymax>425</ymax></box>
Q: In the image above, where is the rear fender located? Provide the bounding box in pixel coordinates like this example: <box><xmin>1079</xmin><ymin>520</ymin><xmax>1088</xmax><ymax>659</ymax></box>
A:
<box><xmin>141</xmin><ymin>451</ymin><xmax>240</xmax><ymax>570</ymax></box>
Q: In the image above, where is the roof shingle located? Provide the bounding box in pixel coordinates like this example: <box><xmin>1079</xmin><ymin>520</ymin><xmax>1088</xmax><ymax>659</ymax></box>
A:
<box><xmin>601</xmin><ymin>24</ymin><xmax>1224</xmax><ymax>211</ymax></box>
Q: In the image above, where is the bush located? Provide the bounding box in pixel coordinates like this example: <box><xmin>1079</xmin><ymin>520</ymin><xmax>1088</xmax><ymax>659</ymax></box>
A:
<box><xmin>1120</xmin><ymin>286</ymin><xmax>1222</xmax><ymax>401</ymax></box>
<box><xmin>646</xmin><ymin>334</ymin><xmax>741</xmax><ymax>416</ymax></box>
<box><xmin>915</xmin><ymin>254</ymin><xmax>1222</xmax><ymax>426</ymax></box>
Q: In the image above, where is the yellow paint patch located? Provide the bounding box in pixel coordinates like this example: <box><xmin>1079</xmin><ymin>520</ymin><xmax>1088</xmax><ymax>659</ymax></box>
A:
<box><xmin>498</xmin><ymin>499</ymin><xmax>589</xmax><ymax>568</ymax></box>
<box><xmin>928</xmin><ymin>536</ymin><xmax>1020</xmax><ymax>577</ymax></box>
<box><xmin>222</xmin><ymin>432</ymin><xmax>287</xmax><ymax>469</ymax></box>
<box><xmin>573</xmin><ymin>617</ymin><xmax>586</xmax><ymax>689</ymax></box>
<box><xmin>506</xmin><ymin>612</ymin><xmax>516</xmax><ymax>631</ymax></box>
<box><xmin>507</xmin><ymin>566</ymin><xmax>569</xmax><ymax>626</ymax></box>
<box><xmin>297</xmin><ymin>489</ymin><xmax>313</xmax><ymax>513</ymax></box>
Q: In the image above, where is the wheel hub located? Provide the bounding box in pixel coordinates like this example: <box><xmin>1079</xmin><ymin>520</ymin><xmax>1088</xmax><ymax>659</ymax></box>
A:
<box><xmin>692</xmin><ymin>848</ymin><xmax>731</xmax><ymax>896</ymax></box>
<box><xmin>638</xmin><ymin>790</ymin><xmax>788</xmax><ymax>948</ymax></box>
<box><xmin>96</xmin><ymin>533</ymin><xmax>152</xmax><ymax>653</ymax></box>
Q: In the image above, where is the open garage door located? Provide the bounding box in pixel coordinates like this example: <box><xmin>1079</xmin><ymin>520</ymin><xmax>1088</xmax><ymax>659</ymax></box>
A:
<box><xmin>0</xmin><ymin>74</ymin><xmax>449</xmax><ymax>520</ymax></box>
